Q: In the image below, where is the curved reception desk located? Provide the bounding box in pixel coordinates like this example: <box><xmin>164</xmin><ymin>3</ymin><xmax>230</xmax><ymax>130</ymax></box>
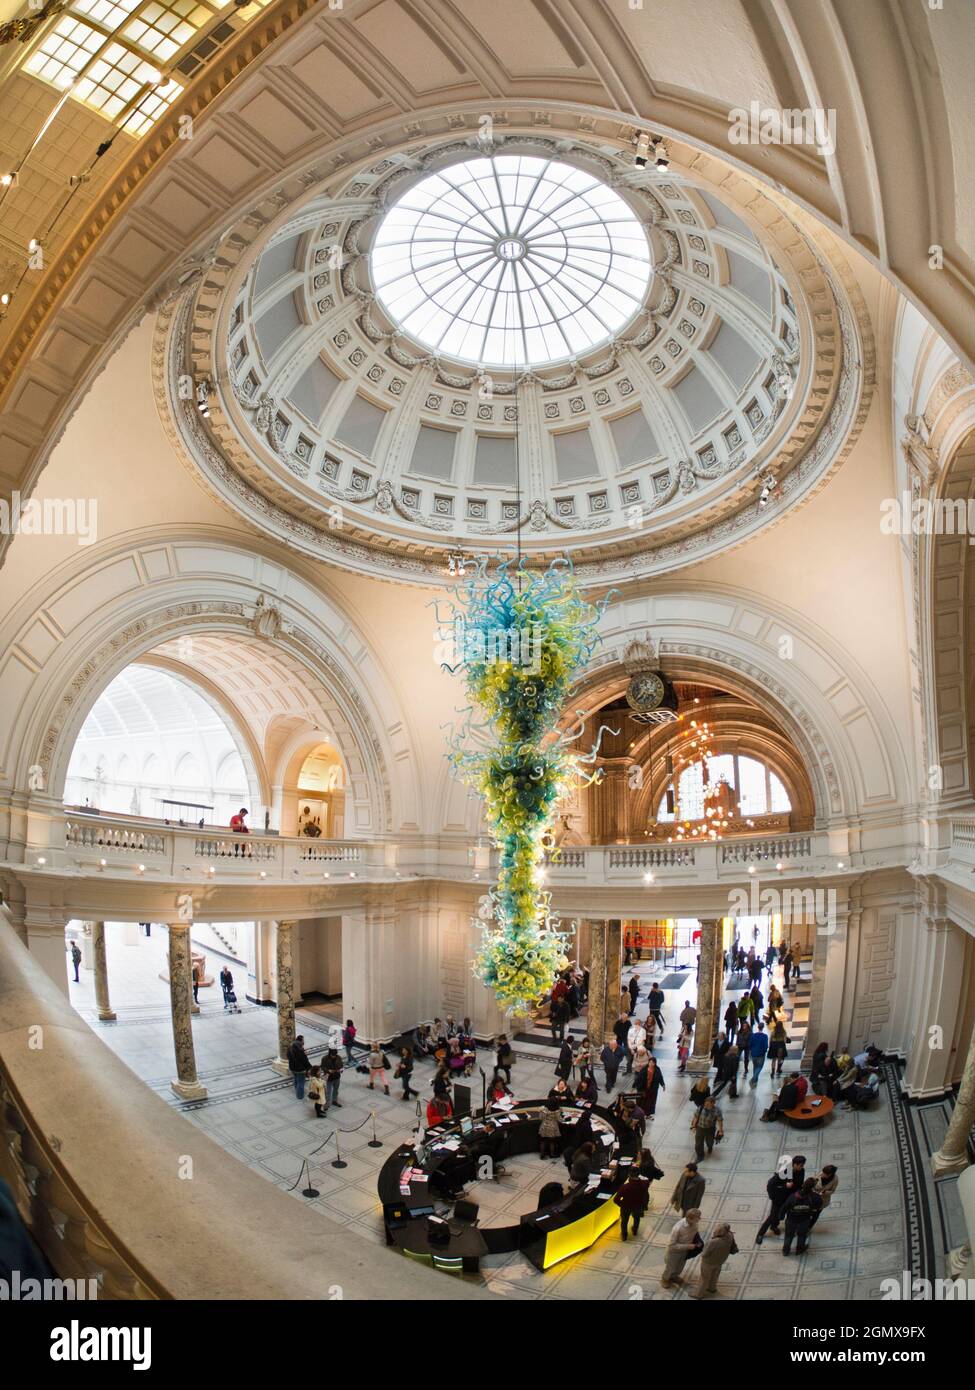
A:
<box><xmin>378</xmin><ymin>1098</ymin><xmax>640</xmax><ymax>1273</ymax></box>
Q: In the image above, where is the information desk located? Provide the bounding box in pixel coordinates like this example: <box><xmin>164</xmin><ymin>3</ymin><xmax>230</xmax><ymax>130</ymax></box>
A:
<box><xmin>378</xmin><ymin>1098</ymin><xmax>639</xmax><ymax>1272</ymax></box>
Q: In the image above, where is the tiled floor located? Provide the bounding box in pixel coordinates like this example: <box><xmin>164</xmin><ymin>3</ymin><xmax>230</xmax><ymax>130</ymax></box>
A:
<box><xmin>68</xmin><ymin>928</ymin><xmax>921</xmax><ymax>1300</ymax></box>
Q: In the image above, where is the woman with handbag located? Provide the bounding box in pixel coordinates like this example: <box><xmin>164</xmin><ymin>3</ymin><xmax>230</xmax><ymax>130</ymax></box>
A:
<box><xmin>307</xmin><ymin>1066</ymin><xmax>327</xmax><ymax>1118</ymax></box>
<box><xmin>367</xmin><ymin>1042</ymin><xmax>390</xmax><ymax>1095</ymax></box>
<box><xmin>660</xmin><ymin>1208</ymin><xmax>703</xmax><ymax>1289</ymax></box>
<box><xmin>768</xmin><ymin>1019</ymin><xmax>791</xmax><ymax>1078</ymax></box>
<box><xmin>395</xmin><ymin>1045</ymin><xmax>419</xmax><ymax>1101</ymax></box>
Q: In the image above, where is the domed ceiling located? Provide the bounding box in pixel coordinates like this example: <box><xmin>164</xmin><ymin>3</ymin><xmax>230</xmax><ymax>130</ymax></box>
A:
<box><xmin>158</xmin><ymin>123</ymin><xmax>873</xmax><ymax>584</ymax></box>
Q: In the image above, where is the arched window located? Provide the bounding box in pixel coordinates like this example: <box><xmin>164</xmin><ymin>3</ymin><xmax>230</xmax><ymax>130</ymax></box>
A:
<box><xmin>656</xmin><ymin>753</ymin><xmax>791</xmax><ymax>822</ymax></box>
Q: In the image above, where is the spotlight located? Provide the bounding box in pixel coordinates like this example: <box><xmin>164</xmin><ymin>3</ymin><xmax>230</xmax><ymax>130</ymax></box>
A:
<box><xmin>349</xmin><ymin>871</ymin><xmax>356</xmax><ymax>878</ymax></box>
<box><xmin>643</xmin><ymin>870</ymin><xmax>654</xmax><ymax>884</ymax></box>
<box><xmin>0</xmin><ymin>172</ymin><xmax>16</xmax><ymax>188</ymax></box>
<box><xmin>0</xmin><ymin>292</ymin><xmax>11</xmax><ymax>307</ymax></box>
<box><xmin>37</xmin><ymin>856</ymin><xmax>46</xmax><ymax>866</ymax></box>
<box><xmin>747</xmin><ymin>864</ymin><xmax>756</xmax><ymax>875</ymax></box>
<box><xmin>633</xmin><ymin>131</ymin><xmax>652</xmax><ymax>168</ymax></box>
<box><xmin>323</xmin><ymin>871</ymin><xmax>330</xmax><ymax>879</ymax></box>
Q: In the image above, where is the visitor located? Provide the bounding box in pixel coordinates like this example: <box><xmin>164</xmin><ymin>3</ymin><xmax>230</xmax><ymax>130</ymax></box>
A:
<box><xmin>614</xmin><ymin>1011</ymin><xmax>631</xmax><ymax>1066</ymax></box>
<box><xmin>676</xmin><ymin>1023</ymin><xmax>692</xmax><ymax>1073</ymax></box>
<box><xmin>539</xmin><ymin>1096</ymin><xmax>563</xmax><ymax>1159</ymax></box>
<box><xmin>712</xmin><ymin>1042</ymin><xmax>740</xmax><ymax>1099</ymax></box>
<box><xmin>647</xmin><ymin>981</ymin><xmax>666</xmax><ymax>1035</ymax></box>
<box><xmin>782</xmin><ymin>1177</ymin><xmax>822</xmax><ymax>1255</ymax></box>
<box><xmin>628</xmin><ymin>972</ymin><xmax>640</xmax><ymax>1013</ymax></box>
<box><xmin>548</xmin><ymin>1077</ymin><xmax>574</xmax><ymax>1105</ymax></box>
<box><xmin>555</xmin><ymin>1037</ymin><xmax>574</xmax><ymax>1083</ymax></box>
<box><xmin>576</xmin><ymin>1072</ymin><xmax>599</xmax><ymax>1105</ymax></box>
<box><xmin>639</xmin><ymin>1053</ymin><xmax>666</xmax><ymax>1116</ymax></box>
<box><xmin>660</xmin><ymin>1208</ymin><xmax>703</xmax><ymax>1289</ymax></box>
<box><xmin>755</xmin><ymin>1162</ymin><xmax>792</xmax><ymax>1244</ymax></box>
<box><xmin>736</xmin><ymin>1018</ymin><xmax>752</xmax><ymax>1074</ymax></box>
<box><xmin>219</xmin><ymin>964</ymin><xmax>233</xmax><ymax>1004</ymax></box>
<box><xmin>844</xmin><ymin>1068</ymin><xmax>881</xmax><ymax>1108</ymax></box>
<box><xmin>749</xmin><ymin>1021</ymin><xmax>769</xmax><ymax>1085</ymax></box>
<box><xmin>737</xmin><ymin>990</ymin><xmax>755</xmax><ymax>1027</ymax></box>
<box><xmin>70</xmin><ymin>940</ymin><xmax>82</xmax><ymax>982</ymax></box>
<box><xmin>192</xmin><ymin>959</ymin><xmax>201</xmax><ymax>1004</ymax></box>
<box><xmin>412</xmin><ymin>1022</ymin><xmax>433</xmax><ymax>1056</ymax></box>
<box><xmin>710</xmin><ymin>1033</ymin><xmax>729</xmax><ymax>1069</ymax></box>
<box><xmin>766</xmin><ymin>982</ymin><xmax>784</xmax><ymax>1023</ymax></box>
<box><xmin>768</xmin><ymin>1018</ymin><xmax>790</xmax><ymax>1077</ymax></box>
<box><xmin>230</xmin><ymin>807</ymin><xmax>249</xmax><ymax>855</ymax></box>
<box><xmin>723</xmin><ymin>999</ymin><xmax>738</xmax><ymax>1042</ymax></box>
<box><xmin>494</xmin><ymin>1033</ymin><xmax>513</xmax><ymax>1083</ymax></box>
<box><xmin>749</xmin><ymin>983</ymin><xmax>764</xmax><ymax>1020</ymax></box>
<box><xmin>782</xmin><ymin>949</ymin><xmax>793</xmax><ymax>989</ymax></box>
<box><xmin>631</xmin><ymin>1041</ymin><xmax>651</xmax><ymax>1091</ymax></box>
<box><xmin>614</xmin><ymin>1172</ymin><xmax>650</xmax><ymax>1241</ymax></box>
<box><xmin>679</xmin><ymin>999</ymin><xmax>697</xmax><ymax>1032</ymax></box>
<box><xmin>367</xmin><ymin>1042</ymin><xmax>390</xmax><ymax>1095</ymax></box>
<box><xmin>634</xmin><ymin>930</ymin><xmax>643</xmax><ymax>962</ymax></box>
<box><xmin>287</xmin><ymin>1034</ymin><xmax>311</xmax><ymax>1099</ymax></box>
<box><xmin>691</xmin><ymin>1095</ymin><xmax>724</xmax><ymax>1158</ymax></box>
<box><xmin>761</xmin><ymin>1073</ymin><xmax>800</xmax><ymax>1122</ymax></box>
<box><xmin>549</xmin><ymin>993</ymin><xmax>570</xmax><ymax>1043</ymax></box>
<box><xmin>813</xmin><ymin>1164</ymin><xmax>839</xmax><ymax>1222</ymax></box>
<box><xmin>341</xmin><ymin>1018</ymin><xmax>357</xmax><ymax>1064</ymax></box>
<box><xmin>568</xmin><ymin>1141</ymin><xmax>598</xmax><ymax>1187</ymax></box>
<box><xmin>322</xmin><ymin>1048</ymin><xmax>343</xmax><ymax>1107</ymax></box>
<box><xmin>689</xmin><ymin>1223</ymin><xmax>738</xmax><ymax>1299</ymax></box>
<box><xmin>431</xmin><ymin>1061</ymin><xmax>452</xmax><ymax>1101</ymax></box>
<box><xmin>689</xmin><ymin>1075</ymin><xmax>711</xmax><ymax>1111</ymax></box>
<box><xmin>626</xmin><ymin>1014</ymin><xmax>646</xmax><ymax>1071</ymax></box>
<box><xmin>395</xmin><ymin>1045</ymin><xmax>419</xmax><ymax>1101</ymax></box>
<box><xmin>307</xmin><ymin>1066</ymin><xmax>327</xmax><ymax>1118</ymax></box>
<box><xmin>487</xmin><ymin>1073</ymin><xmax>513</xmax><ymax>1106</ymax></box>
<box><xmin>670</xmin><ymin>1161</ymin><xmax>705</xmax><ymax>1216</ymax></box>
<box><xmin>573</xmin><ymin>1035</ymin><xmax>593</xmax><ymax>1078</ymax></box>
<box><xmin>791</xmin><ymin>939</ymin><xmax>804</xmax><ymax>980</ymax></box>
<box><xmin>636</xmin><ymin>1145</ymin><xmax>665</xmax><ymax>1186</ymax></box>
<box><xmin>601</xmin><ymin>1036</ymin><xmax>623</xmax><ymax>1092</ymax></box>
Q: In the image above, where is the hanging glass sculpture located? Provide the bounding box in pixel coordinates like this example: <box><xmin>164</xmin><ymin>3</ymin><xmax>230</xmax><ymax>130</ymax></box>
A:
<box><xmin>440</xmin><ymin>555</ymin><xmax>614</xmax><ymax>1014</ymax></box>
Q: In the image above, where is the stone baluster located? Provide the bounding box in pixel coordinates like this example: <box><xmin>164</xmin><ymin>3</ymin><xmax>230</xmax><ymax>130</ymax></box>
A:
<box><xmin>92</xmin><ymin>920</ymin><xmax>116</xmax><ymax>1022</ymax></box>
<box><xmin>167</xmin><ymin>923</ymin><xmax>207</xmax><ymax>1101</ymax></box>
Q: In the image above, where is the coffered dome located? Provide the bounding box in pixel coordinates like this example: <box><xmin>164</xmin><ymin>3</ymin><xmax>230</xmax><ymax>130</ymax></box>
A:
<box><xmin>159</xmin><ymin>124</ymin><xmax>872</xmax><ymax>584</ymax></box>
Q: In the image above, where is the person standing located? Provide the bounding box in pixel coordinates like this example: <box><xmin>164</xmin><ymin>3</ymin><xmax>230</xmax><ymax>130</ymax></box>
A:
<box><xmin>782</xmin><ymin>1177</ymin><xmax>822</xmax><ymax>1255</ymax></box>
<box><xmin>723</xmin><ymin>999</ymin><xmax>738</xmax><ymax>1043</ymax></box>
<box><xmin>690</xmin><ymin>1223</ymin><xmax>738</xmax><ymax>1298</ymax></box>
<box><xmin>768</xmin><ymin>1018</ymin><xmax>790</xmax><ymax>1077</ymax></box>
<box><xmin>555</xmin><ymin>1037</ymin><xmax>573</xmax><ymax>1082</ymax></box>
<box><xmin>549</xmin><ymin>994</ymin><xmax>570</xmax><ymax>1043</ymax></box>
<box><xmin>627</xmin><ymin>972</ymin><xmax>640</xmax><ymax>1014</ymax></box>
<box><xmin>736</xmin><ymin>1019</ymin><xmax>752</xmax><ymax>1076</ymax></box>
<box><xmin>631</xmin><ymin>1042</ymin><xmax>651</xmax><ymax>1092</ymax></box>
<box><xmin>614</xmin><ymin>1011</ymin><xmax>631</xmax><ymax>1069</ymax></box>
<box><xmin>676</xmin><ymin>1024</ymin><xmax>692</xmax><ymax>1074</ymax></box>
<box><xmin>614</xmin><ymin>1172</ymin><xmax>650</xmax><ymax>1241</ymax></box>
<box><xmin>679</xmin><ymin>999</ymin><xmax>697</xmax><ymax>1033</ymax></box>
<box><xmin>792</xmin><ymin>939</ymin><xmax>804</xmax><ymax>980</ymax></box>
<box><xmin>307</xmin><ymin>1066</ymin><xmax>327</xmax><ymax>1117</ymax></box>
<box><xmin>70</xmin><ymin>940</ymin><xmax>82</xmax><ymax>983</ymax></box>
<box><xmin>647</xmin><ymin>982</ymin><xmax>666</xmax><ymax>1036</ymax></box>
<box><xmin>670</xmin><ymin>1161</ymin><xmax>706</xmax><ymax>1216</ymax></box>
<box><xmin>219</xmin><ymin>964</ymin><xmax>233</xmax><ymax>1005</ymax></box>
<box><xmin>692</xmin><ymin>1096</ymin><xmax>724</xmax><ymax>1159</ymax></box>
<box><xmin>322</xmin><ymin>1047</ymin><xmax>344</xmax><ymax>1108</ymax></box>
<box><xmin>749</xmin><ymin>1021</ymin><xmax>769</xmax><ymax>1086</ymax></box>
<box><xmin>538</xmin><ymin>1097</ymin><xmax>563</xmax><ymax>1159</ymax></box>
<box><xmin>782</xmin><ymin>949</ymin><xmax>793</xmax><ymax>989</ymax></box>
<box><xmin>640</xmin><ymin>1054</ymin><xmax>666</xmax><ymax>1116</ymax></box>
<box><xmin>755</xmin><ymin>1165</ymin><xmax>791</xmax><ymax>1244</ymax></box>
<box><xmin>341</xmin><ymin>1018</ymin><xmax>357</xmax><ymax>1064</ymax></box>
<box><xmin>601</xmin><ymin>1037</ymin><xmax>623</xmax><ymax>1092</ymax></box>
<box><xmin>626</xmin><ymin>1015</ymin><xmax>646</xmax><ymax>1073</ymax></box>
<box><xmin>812</xmin><ymin>1165</ymin><xmax>838</xmax><ymax>1223</ymax></box>
<box><xmin>191</xmin><ymin>959</ymin><xmax>201</xmax><ymax>1004</ymax></box>
<box><xmin>660</xmin><ymin>1208</ymin><xmax>703</xmax><ymax>1289</ymax></box>
<box><xmin>395</xmin><ymin>1045</ymin><xmax>419</xmax><ymax>1101</ymax></box>
<box><xmin>712</xmin><ymin>1043</ymin><xmax>740</xmax><ymax>1099</ymax></box>
<box><xmin>367</xmin><ymin>1042</ymin><xmax>390</xmax><ymax>1095</ymax></box>
<box><xmin>287</xmin><ymin>1034</ymin><xmax>311</xmax><ymax>1099</ymax></box>
<box><xmin>495</xmin><ymin>1033</ymin><xmax>514</xmax><ymax>1084</ymax></box>
<box><xmin>633</xmin><ymin>930</ymin><xmax>644</xmax><ymax>963</ymax></box>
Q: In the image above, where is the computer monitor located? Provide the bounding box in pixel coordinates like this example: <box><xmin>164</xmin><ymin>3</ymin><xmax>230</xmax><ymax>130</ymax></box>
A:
<box><xmin>453</xmin><ymin>1198</ymin><xmax>479</xmax><ymax>1226</ymax></box>
<box><xmin>408</xmin><ymin>1205</ymin><xmax>434</xmax><ymax>1218</ymax></box>
<box><xmin>460</xmin><ymin>1114</ymin><xmax>473</xmax><ymax>1136</ymax></box>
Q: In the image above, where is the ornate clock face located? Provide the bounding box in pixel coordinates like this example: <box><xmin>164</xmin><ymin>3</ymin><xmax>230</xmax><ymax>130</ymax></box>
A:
<box><xmin>626</xmin><ymin>671</ymin><xmax>666</xmax><ymax>711</ymax></box>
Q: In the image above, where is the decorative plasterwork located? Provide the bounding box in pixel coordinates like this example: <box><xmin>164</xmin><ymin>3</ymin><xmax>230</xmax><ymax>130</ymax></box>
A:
<box><xmin>148</xmin><ymin>118</ymin><xmax>874</xmax><ymax>585</ymax></box>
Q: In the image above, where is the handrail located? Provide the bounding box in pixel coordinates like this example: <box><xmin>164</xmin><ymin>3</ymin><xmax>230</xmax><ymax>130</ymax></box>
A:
<box><xmin>0</xmin><ymin>915</ymin><xmax>489</xmax><ymax>1301</ymax></box>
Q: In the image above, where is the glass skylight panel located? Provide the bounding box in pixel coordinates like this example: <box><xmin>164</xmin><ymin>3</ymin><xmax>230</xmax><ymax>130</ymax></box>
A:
<box><xmin>371</xmin><ymin>155</ymin><xmax>651</xmax><ymax>369</ymax></box>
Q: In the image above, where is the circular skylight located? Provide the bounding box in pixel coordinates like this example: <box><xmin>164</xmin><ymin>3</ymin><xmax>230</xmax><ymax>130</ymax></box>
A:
<box><xmin>370</xmin><ymin>155</ymin><xmax>652</xmax><ymax>369</ymax></box>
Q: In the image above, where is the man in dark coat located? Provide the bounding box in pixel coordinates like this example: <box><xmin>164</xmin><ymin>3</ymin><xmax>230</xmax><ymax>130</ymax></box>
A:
<box><xmin>614</xmin><ymin>1174</ymin><xmax>650</xmax><ymax>1241</ymax></box>
<box><xmin>287</xmin><ymin>1034</ymin><xmax>311</xmax><ymax>1099</ymax></box>
<box><xmin>640</xmin><ymin>1056</ymin><xmax>666</xmax><ymax>1115</ymax></box>
<box><xmin>782</xmin><ymin>1178</ymin><xmax>822</xmax><ymax>1254</ymax></box>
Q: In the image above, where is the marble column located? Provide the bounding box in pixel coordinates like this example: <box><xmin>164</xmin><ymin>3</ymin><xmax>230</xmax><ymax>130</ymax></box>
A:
<box><xmin>92</xmin><ymin>920</ymin><xmax>116</xmax><ymax>1022</ymax></box>
<box><xmin>932</xmin><ymin>1017</ymin><xmax>975</xmax><ymax>1176</ymax></box>
<box><xmin>272</xmin><ymin>919</ymin><xmax>296</xmax><ymax>1074</ymax></box>
<box><xmin>606</xmin><ymin>919</ymin><xmax>623</xmax><ymax>1031</ymax></box>
<box><xmin>587</xmin><ymin>920</ymin><xmax>608</xmax><ymax>1045</ymax></box>
<box><xmin>167</xmin><ymin>924</ymin><xmax>206</xmax><ymax>1101</ymax></box>
<box><xmin>688</xmin><ymin>918</ymin><xmax>722</xmax><ymax>1073</ymax></box>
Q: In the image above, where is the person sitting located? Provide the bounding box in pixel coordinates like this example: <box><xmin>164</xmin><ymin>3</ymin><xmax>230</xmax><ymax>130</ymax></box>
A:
<box><xmin>537</xmin><ymin>1180</ymin><xmax>565</xmax><ymax>1209</ymax></box>
<box><xmin>761</xmin><ymin>1074</ymin><xmax>801</xmax><ymax>1122</ymax></box>
<box><xmin>476</xmin><ymin>1119</ymin><xmax>508</xmax><ymax>1179</ymax></box>
<box><xmin>834</xmin><ymin>1060</ymin><xmax>859</xmax><ymax>1102</ymax></box>
<box><xmin>568</xmin><ymin>1141</ymin><xmax>598</xmax><ymax>1187</ymax></box>
<box><xmin>844</xmin><ymin>1068</ymin><xmax>881</xmax><ymax>1108</ymax></box>
<box><xmin>426</xmin><ymin>1094</ymin><xmax>453</xmax><ymax>1129</ymax></box>
<box><xmin>548</xmin><ymin>1078</ymin><xmax>574</xmax><ymax>1105</ymax></box>
<box><xmin>487</xmin><ymin>1074</ymin><xmax>513</xmax><ymax>1107</ymax></box>
<box><xmin>576</xmin><ymin>1072</ymin><xmax>599</xmax><ymax>1105</ymax></box>
<box><xmin>412</xmin><ymin>1023</ymin><xmax>433</xmax><ymax>1057</ymax></box>
<box><xmin>447</xmin><ymin>1037</ymin><xmax>469</xmax><ymax>1076</ymax></box>
<box><xmin>229</xmin><ymin>807</ymin><xmax>249</xmax><ymax>834</ymax></box>
<box><xmin>793</xmin><ymin>1072</ymin><xmax>809</xmax><ymax>1102</ymax></box>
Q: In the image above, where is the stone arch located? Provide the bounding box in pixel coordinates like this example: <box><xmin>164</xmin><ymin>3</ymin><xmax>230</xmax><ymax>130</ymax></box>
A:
<box><xmin>576</xmin><ymin>583</ymin><xmax>911</xmax><ymax>828</ymax></box>
<box><xmin>0</xmin><ymin>527</ymin><xmax>421</xmax><ymax>851</ymax></box>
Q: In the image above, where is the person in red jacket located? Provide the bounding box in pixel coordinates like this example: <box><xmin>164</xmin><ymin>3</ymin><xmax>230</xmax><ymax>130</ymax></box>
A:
<box><xmin>793</xmin><ymin>1072</ymin><xmax>809</xmax><ymax>1102</ymax></box>
<box><xmin>614</xmin><ymin>1173</ymin><xmax>650</xmax><ymax>1241</ymax></box>
<box><xmin>426</xmin><ymin>1095</ymin><xmax>453</xmax><ymax>1129</ymax></box>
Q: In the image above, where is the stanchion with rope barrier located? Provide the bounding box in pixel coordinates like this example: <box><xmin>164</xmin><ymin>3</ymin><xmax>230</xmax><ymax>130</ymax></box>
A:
<box><xmin>288</xmin><ymin>1107</ymin><xmax>377</xmax><ymax>1193</ymax></box>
